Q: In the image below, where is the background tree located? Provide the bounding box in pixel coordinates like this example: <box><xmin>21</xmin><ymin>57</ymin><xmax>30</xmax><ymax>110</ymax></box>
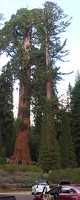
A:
<box><xmin>71</xmin><ymin>71</ymin><xmax>80</xmax><ymax>166</ymax></box>
<box><xmin>0</xmin><ymin>67</ymin><xmax>14</xmax><ymax>157</ymax></box>
<box><xmin>0</xmin><ymin>146</ymin><xmax>6</xmax><ymax>164</ymax></box>
<box><xmin>39</xmin><ymin>100</ymin><xmax>61</xmax><ymax>172</ymax></box>
<box><xmin>59</xmin><ymin>109</ymin><xmax>77</xmax><ymax>168</ymax></box>
<box><xmin>66</xmin><ymin>83</ymin><xmax>73</xmax><ymax>111</ymax></box>
<box><xmin>0</xmin><ymin>131</ymin><xmax>6</xmax><ymax>164</ymax></box>
<box><xmin>30</xmin><ymin>125</ymin><xmax>38</xmax><ymax>161</ymax></box>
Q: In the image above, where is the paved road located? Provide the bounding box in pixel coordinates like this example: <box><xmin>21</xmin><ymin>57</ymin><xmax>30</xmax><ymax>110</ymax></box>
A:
<box><xmin>0</xmin><ymin>191</ymin><xmax>33</xmax><ymax>200</ymax></box>
<box><xmin>15</xmin><ymin>193</ymin><xmax>33</xmax><ymax>200</ymax></box>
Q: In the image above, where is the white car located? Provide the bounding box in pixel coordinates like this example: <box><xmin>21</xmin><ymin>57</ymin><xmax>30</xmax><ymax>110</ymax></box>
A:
<box><xmin>32</xmin><ymin>179</ymin><xmax>50</xmax><ymax>195</ymax></box>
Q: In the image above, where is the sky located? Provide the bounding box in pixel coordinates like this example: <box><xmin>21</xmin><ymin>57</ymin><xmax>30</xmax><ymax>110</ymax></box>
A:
<box><xmin>0</xmin><ymin>0</ymin><xmax>80</xmax><ymax>117</ymax></box>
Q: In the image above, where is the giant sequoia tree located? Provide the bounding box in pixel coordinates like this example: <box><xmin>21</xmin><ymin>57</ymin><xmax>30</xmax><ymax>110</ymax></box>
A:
<box><xmin>0</xmin><ymin>2</ymin><xmax>71</xmax><ymax>165</ymax></box>
<box><xmin>33</xmin><ymin>2</ymin><xmax>71</xmax><ymax>169</ymax></box>
<box><xmin>0</xmin><ymin>9</ymin><xmax>33</xmax><ymax>164</ymax></box>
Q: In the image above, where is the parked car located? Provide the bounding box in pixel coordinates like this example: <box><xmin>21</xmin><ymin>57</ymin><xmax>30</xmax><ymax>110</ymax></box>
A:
<box><xmin>32</xmin><ymin>179</ymin><xmax>50</xmax><ymax>195</ymax></box>
<box><xmin>33</xmin><ymin>185</ymin><xmax>80</xmax><ymax>200</ymax></box>
<box><xmin>0</xmin><ymin>195</ymin><xmax>16</xmax><ymax>200</ymax></box>
<box><xmin>58</xmin><ymin>180</ymin><xmax>70</xmax><ymax>185</ymax></box>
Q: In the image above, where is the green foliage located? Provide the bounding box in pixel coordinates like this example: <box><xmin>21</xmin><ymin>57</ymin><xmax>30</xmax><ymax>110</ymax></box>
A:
<box><xmin>0</xmin><ymin>2</ymin><xmax>72</xmax><ymax>169</ymax></box>
<box><xmin>18</xmin><ymin>164</ymin><xmax>43</xmax><ymax>173</ymax></box>
<box><xmin>10</xmin><ymin>118</ymin><xmax>16</xmax><ymax>154</ymax></box>
<box><xmin>0</xmin><ymin>131</ymin><xmax>3</xmax><ymax>148</ymax></box>
<box><xmin>31</xmin><ymin>1</ymin><xmax>71</xmax><ymax>123</ymax></box>
<box><xmin>66</xmin><ymin>83</ymin><xmax>73</xmax><ymax>111</ymax></box>
<box><xmin>59</xmin><ymin>110</ymin><xmax>77</xmax><ymax>168</ymax></box>
<box><xmin>0</xmin><ymin>164</ymin><xmax>42</xmax><ymax>173</ymax></box>
<box><xmin>32</xmin><ymin>1</ymin><xmax>71</xmax><ymax>63</ymax></box>
<box><xmin>39</xmin><ymin>100</ymin><xmax>61</xmax><ymax>172</ymax></box>
<box><xmin>0</xmin><ymin>147</ymin><xmax>6</xmax><ymax>164</ymax></box>
<box><xmin>30</xmin><ymin>125</ymin><xmax>40</xmax><ymax>162</ymax></box>
<box><xmin>0</xmin><ymin>169</ymin><xmax>47</xmax><ymax>190</ymax></box>
<box><xmin>16</xmin><ymin>118</ymin><xmax>27</xmax><ymax>131</ymax></box>
<box><xmin>0</xmin><ymin>71</ymin><xmax>14</xmax><ymax>157</ymax></box>
<box><xmin>2</xmin><ymin>164</ymin><xmax>19</xmax><ymax>172</ymax></box>
<box><xmin>71</xmin><ymin>73</ymin><xmax>80</xmax><ymax>166</ymax></box>
<box><xmin>0</xmin><ymin>1</ymin><xmax>71</xmax><ymax>112</ymax></box>
<box><xmin>0</xmin><ymin>165</ymin><xmax>80</xmax><ymax>188</ymax></box>
<box><xmin>48</xmin><ymin>168</ymin><xmax>80</xmax><ymax>184</ymax></box>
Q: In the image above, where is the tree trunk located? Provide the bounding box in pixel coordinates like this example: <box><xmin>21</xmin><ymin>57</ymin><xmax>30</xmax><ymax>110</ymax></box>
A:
<box><xmin>46</xmin><ymin>31</ymin><xmax>52</xmax><ymax>99</ymax></box>
<box><xmin>12</xmin><ymin>32</ymin><xmax>33</xmax><ymax>164</ymax></box>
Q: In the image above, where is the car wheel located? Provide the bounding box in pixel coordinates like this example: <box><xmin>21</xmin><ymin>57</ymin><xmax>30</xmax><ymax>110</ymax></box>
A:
<box><xmin>32</xmin><ymin>192</ymin><xmax>34</xmax><ymax>195</ymax></box>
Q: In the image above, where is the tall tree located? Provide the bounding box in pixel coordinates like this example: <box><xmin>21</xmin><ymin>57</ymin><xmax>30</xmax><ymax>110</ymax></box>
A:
<box><xmin>39</xmin><ymin>100</ymin><xmax>61</xmax><ymax>172</ymax></box>
<box><xmin>13</xmin><ymin>29</ymin><xmax>32</xmax><ymax>164</ymax></box>
<box><xmin>0</xmin><ymin>8</ymin><xmax>37</xmax><ymax>164</ymax></box>
<box><xmin>33</xmin><ymin>1</ymin><xmax>71</xmax><ymax>169</ymax></box>
<box><xmin>71</xmin><ymin>71</ymin><xmax>80</xmax><ymax>166</ymax></box>
<box><xmin>0</xmin><ymin>2</ymin><xmax>71</xmax><ymax>166</ymax></box>
<box><xmin>31</xmin><ymin>0</ymin><xmax>71</xmax><ymax>114</ymax></box>
<box><xmin>0</xmin><ymin>67</ymin><xmax>14</xmax><ymax>157</ymax></box>
<box><xmin>59</xmin><ymin>109</ymin><xmax>77</xmax><ymax>168</ymax></box>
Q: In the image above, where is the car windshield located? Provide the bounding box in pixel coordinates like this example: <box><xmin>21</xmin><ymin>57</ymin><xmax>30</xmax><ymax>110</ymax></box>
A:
<box><xmin>39</xmin><ymin>183</ymin><xmax>48</xmax><ymax>185</ymax></box>
<box><xmin>58</xmin><ymin>180</ymin><xmax>70</xmax><ymax>185</ymax></box>
<box><xmin>37</xmin><ymin>180</ymin><xmax>48</xmax><ymax>185</ymax></box>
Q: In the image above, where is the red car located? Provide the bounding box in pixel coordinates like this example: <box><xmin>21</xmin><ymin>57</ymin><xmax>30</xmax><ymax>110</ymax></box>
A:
<box><xmin>33</xmin><ymin>185</ymin><xmax>80</xmax><ymax>200</ymax></box>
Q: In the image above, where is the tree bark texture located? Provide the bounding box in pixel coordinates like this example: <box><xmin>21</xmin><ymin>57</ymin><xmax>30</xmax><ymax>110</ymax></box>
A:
<box><xmin>46</xmin><ymin>31</ymin><xmax>52</xmax><ymax>99</ymax></box>
<box><xmin>12</xmin><ymin>32</ymin><xmax>32</xmax><ymax>164</ymax></box>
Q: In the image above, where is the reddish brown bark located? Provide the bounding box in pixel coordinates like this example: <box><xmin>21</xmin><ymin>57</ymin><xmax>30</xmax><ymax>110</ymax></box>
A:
<box><xmin>12</xmin><ymin>32</ymin><xmax>33</xmax><ymax>164</ymax></box>
<box><xmin>46</xmin><ymin>31</ymin><xmax>52</xmax><ymax>99</ymax></box>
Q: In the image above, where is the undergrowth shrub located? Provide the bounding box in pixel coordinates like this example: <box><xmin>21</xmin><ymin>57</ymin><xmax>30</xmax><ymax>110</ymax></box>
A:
<box><xmin>0</xmin><ymin>164</ymin><xmax>80</xmax><ymax>186</ymax></box>
<box><xmin>1</xmin><ymin>164</ymin><xmax>19</xmax><ymax>172</ymax></box>
<box><xmin>48</xmin><ymin>168</ymin><xmax>80</xmax><ymax>184</ymax></box>
<box><xmin>19</xmin><ymin>164</ymin><xmax>43</xmax><ymax>172</ymax></box>
<box><xmin>0</xmin><ymin>164</ymin><xmax>43</xmax><ymax>173</ymax></box>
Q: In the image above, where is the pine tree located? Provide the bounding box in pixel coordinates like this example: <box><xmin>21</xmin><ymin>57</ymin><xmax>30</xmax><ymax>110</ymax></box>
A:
<box><xmin>39</xmin><ymin>100</ymin><xmax>61</xmax><ymax>172</ymax></box>
<box><xmin>0</xmin><ymin>130</ymin><xmax>6</xmax><ymax>164</ymax></box>
<box><xmin>66</xmin><ymin>83</ymin><xmax>73</xmax><ymax>111</ymax></box>
<box><xmin>0</xmin><ymin>69</ymin><xmax>14</xmax><ymax>157</ymax></box>
<box><xmin>71</xmin><ymin>71</ymin><xmax>80</xmax><ymax>166</ymax></box>
<box><xmin>59</xmin><ymin>109</ymin><xmax>77</xmax><ymax>168</ymax></box>
<box><xmin>0</xmin><ymin>131</ymin><xmax>3</xmax><ymax>149</ymax></box>
<box><xmin>0</xmin><ymin>147</ymin><xmax>6</xmax><ymax>164</ymax></box>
